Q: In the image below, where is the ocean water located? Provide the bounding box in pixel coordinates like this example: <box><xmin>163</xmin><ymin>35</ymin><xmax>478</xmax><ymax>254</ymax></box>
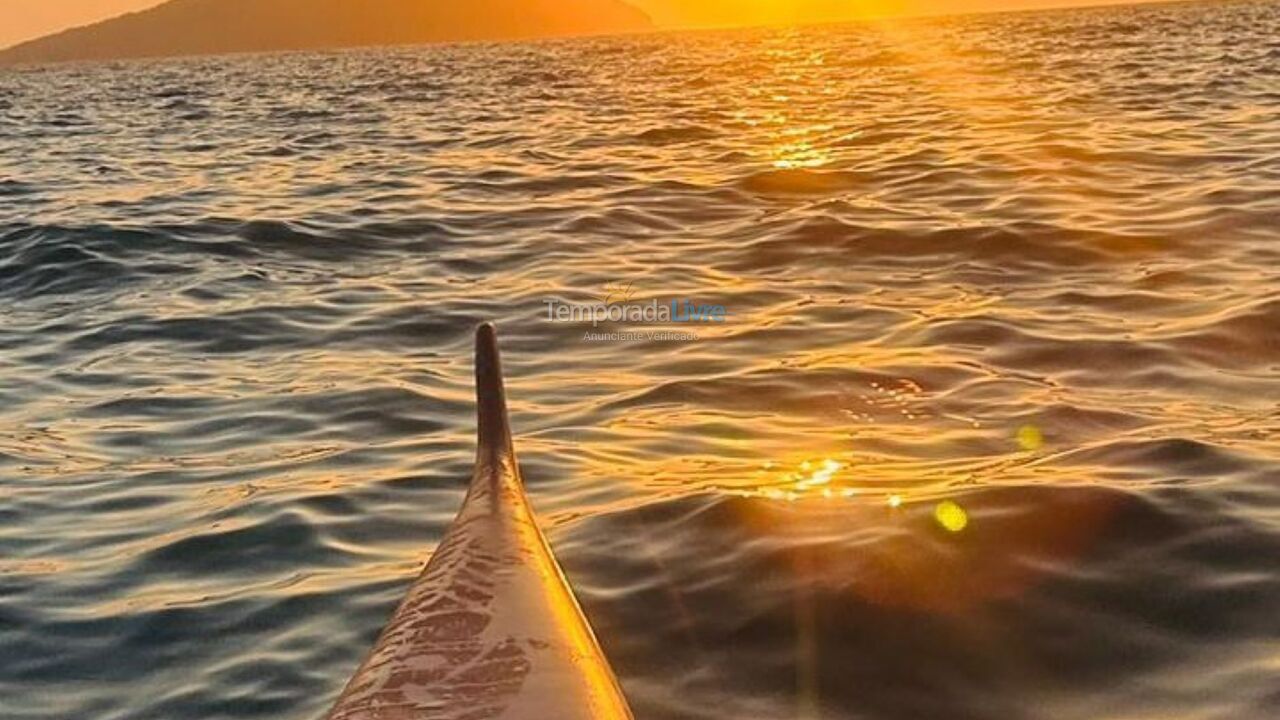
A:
<box><xmin>2</xmin><ymin>1</ymin><xmax>1279</xmax><ymax>718</ymax></box>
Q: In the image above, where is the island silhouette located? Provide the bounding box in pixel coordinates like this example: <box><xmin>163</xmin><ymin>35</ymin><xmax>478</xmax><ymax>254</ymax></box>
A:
<box><xmin>0</xmin><ymin>0</ymin><xmax>653</xmax><ymax>65</ymax></box>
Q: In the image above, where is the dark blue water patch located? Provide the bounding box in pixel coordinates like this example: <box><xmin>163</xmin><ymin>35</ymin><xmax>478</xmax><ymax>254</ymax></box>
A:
<box><xmin>64</xmin><ymin>308</ymin><xmax>332</xmax><ymax>355</ymax></box>
<box><xmin>57</xmin><ymin>297</ymin><xmax>482</xmax><ymax>358</ymax></box>
<box><xmin>236</xmin><ymin>219</ymin><xmax>408</xmax><ymax>261</ymax></box>
<box><xmin>2</xmin><ymin>574</ymin><xmax>409</xmax><ymax>718</ymax></box>
<box><xmin>0</xmin><ymin>224</ymin><xmax>211</xmax><ymax>301</ymax></box>
<box><xmin>163</xmin><ymin>216</ymin><xmax>460</xmax><ymax>257</ymax></box>
<box><xmin>84</xmin><ymin>394</ymin><xmax>230</xmax><ymax>419</ymax></box>
<box><xmin>295</xmin><ymin>492</ymin><xmax>363</xmax><ymax>518</ymax></box>
<box><xmin>133</xmin><ymin>511</ymin><xmax>333</xmax><ymax>578</ymax></box>
<box><xmin>1</xmin><ymin>222</ymin><xmax>245</xmax><ymax>267</ymax></box>
<box><xmin>9</xmin><ymin>591</ymin><xmax>325</xmax><ymax>679</ymax></box>
<box><xmin>0</xmin><ymin>242</ymin><xmax>128</xmax><ymax>300</ymax></box>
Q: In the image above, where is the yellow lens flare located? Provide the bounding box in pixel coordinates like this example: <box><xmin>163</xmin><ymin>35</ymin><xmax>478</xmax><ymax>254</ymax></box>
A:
<box><xmin>1017</xmin><ymin>424</ymin><xmax>1044</xmax><ymax>451</ymax></box>
<box><xmin>934</xmin><ymin>500</ymin><xmax>968</xmax><ymax>533</ymax></box>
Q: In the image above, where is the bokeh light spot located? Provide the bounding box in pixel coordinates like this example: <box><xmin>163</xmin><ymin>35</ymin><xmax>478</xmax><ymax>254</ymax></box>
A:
<box><xmin>934</xmin><ymin>500</ymin><xmax>968</xmax><ymax>533</ymax></box>
<box><xmin>1017</xmin><ymin>424</ymin><xmax>1044</xmax><ymax>451</ymax></box>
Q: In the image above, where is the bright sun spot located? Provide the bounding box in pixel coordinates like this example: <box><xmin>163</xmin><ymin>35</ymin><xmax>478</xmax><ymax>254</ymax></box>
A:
<box><xmin>797</xmin><ymin>458</ymin><xmax>841</xmax><ymax>488</ymax></box>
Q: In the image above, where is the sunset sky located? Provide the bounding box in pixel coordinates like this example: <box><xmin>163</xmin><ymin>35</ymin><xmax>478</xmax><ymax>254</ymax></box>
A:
<box><xmin>0</xmin><ymin>0</ymin><xmax>1171</xmax><ymax>50</ymax></box>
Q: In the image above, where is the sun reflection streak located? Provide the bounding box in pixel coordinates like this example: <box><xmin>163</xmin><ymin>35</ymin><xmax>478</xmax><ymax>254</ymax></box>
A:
<box><xmin>772</xmin><ymin>140</ymin><xmax>831</xmax><ymax>169</ymax></box>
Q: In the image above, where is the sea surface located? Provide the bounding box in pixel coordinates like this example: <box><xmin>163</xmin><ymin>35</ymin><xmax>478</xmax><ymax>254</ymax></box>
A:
<box><xmin>2</xmin><ymin>1</ymin><xmax>1279</xmax><ymax>718</ymax></box>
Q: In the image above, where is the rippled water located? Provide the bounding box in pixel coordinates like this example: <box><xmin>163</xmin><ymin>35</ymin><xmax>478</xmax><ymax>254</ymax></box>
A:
<box><xmin>3</xmin><ymin>1</ymin><xmax>1279</xmax><ymax>718</ymax></box>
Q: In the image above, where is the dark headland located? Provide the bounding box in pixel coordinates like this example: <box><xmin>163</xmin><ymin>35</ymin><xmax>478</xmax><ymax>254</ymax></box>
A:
<box><xmin>0</xmin><ymin>0</ymin><xmax>654</xmax><ymax>66</ymax></box>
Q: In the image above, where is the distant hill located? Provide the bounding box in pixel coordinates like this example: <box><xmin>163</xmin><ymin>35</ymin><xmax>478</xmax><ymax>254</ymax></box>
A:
<box><xmin>0</xmin><ymin>0</ymin><xmax>653</xmax><ymax>65</ymax></box>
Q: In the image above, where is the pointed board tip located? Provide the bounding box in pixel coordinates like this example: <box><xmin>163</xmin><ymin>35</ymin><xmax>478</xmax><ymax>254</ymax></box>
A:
<box><xmin>475</xmin><ymin>322</ymin><xmax>513</xmax><ymax>463</ymax></box>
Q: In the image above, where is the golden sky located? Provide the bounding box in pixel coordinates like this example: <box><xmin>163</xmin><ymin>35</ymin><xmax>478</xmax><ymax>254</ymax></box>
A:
<box><xmin>0</xmin><ymin>0</ymin><xmax>1169</xmax><ymax>49</ymax></box>
<box><xmin>0</xmin><ymin>1</ymin><xmax>164</xmax><ymax>50</ymax></box>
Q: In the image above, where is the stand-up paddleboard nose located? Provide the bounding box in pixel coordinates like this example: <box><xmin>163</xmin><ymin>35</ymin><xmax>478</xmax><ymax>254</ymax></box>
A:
<box><xmin>324</xmin><ymin>323</ymin><xmax>634</xmax><ymax>720</ymax></box>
